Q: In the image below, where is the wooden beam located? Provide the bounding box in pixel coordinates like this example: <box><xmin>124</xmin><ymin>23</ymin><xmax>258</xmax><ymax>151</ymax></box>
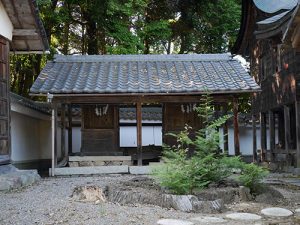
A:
<box><xmin>295</xmin><ymin>101</ymin><xmax>300</xmax><ymax>168</ymax></box>
<box><xmin>13</xmin><ymin>29</ymin><xmax>38</xmax><ymax>36</ymax></box>
<box><xmin>284</xmin><ymin>105</ymin><xmax>291</xmax><ymax>166</ymax></box>
<box><xmin>260</xmin><ymin>112</ymin><xmax>267</xmax><ymax>162</ymax></box>
<box><xmin>252</xmin><ymin>114</ymin><xmax>257</xmax><ymax>162</ymax></box>
<box><xmin>233</xmin><ymin>97</ymin><xmax>240</xmax><ymax>156</ymax></box>
<box><xmin>136</xmin><ymin>102</ymin><xmax>142</xmax><ymax>166</ymax></box>
<box><xmin>68</xmin><ymin>104</ymin><xmax>72</xmax><ymax>155</ymax></box>
<box><xmin>269</xmin><ymin>110</ymin><xmax>275</xmax><ymax>162</ymax></box>
<box><xmin>51</xmin><ymin>94</ymin><xmax>239</xmax><ymax>105</ymax></box>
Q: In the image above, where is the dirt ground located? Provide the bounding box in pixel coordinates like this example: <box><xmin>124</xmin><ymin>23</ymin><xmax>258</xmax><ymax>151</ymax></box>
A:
<box><xmin>0</xmin><ymin>174</ymin><xmax>299</xmax><ymax>225</ymax></box>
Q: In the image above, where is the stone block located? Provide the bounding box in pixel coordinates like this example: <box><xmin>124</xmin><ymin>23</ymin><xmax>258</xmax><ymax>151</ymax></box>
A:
<box><xmin>69</xmin><ymin>162</ymin><xmax>79</xmax><ymax>167</ymax></box>
<box><xmin>129</xmin><ymin>166</ymin><xmax>151</xmax><ymax>175</ymax></box>
<box><xmin>79</xmin><ymin>161</ymin><xmax>94</xmax><ymax>167</ymax></box>
<box><xmin>93</xmin><ymin>161</ymin><xmax>105</xmax><ymax>166</ymax></box>
<box><xmin>121</xmin><ymin>160</ymin><xmax>132</xmax><ymax>166</ymax></box>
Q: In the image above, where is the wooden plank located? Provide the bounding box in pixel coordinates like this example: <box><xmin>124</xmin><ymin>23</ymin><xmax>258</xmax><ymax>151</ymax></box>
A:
<box><xmin>252</xmin><ymin>114</ymin><xmax>257</xmax><ymax>162</ymax></box>
<box><xmin>68</xmin><ymin>104</ymin><xmax>72</xmax><ymax>154</ymax></box>
<box><xmin>260</xmin><ymin>112</ymin><xmax>267</xmax><ymax>162</ymax></box>
<box><xmin>136</xmin><ymin>102</ymin><xmax>142</xmax><ymax>166</ymax></box>
<box><xmin>269</xmin><ymin>110</ymin><xmax>275</xmax><ymax>162</ymax></box>
<box><xmin>295</xmin><ymin>101</ymin><xmax>300</xmax><ymax>168</ymax></box>
<box><xmin>284</xmin><ymin>105</ymin><xmax>291</xmax><ymax>165</ymax></box>
<box><xmin>69</xmin><ymin>156</ymin><xmax>132</xmax><ymax>162</ymax></box>
<box><xmin>233</xmin><ymin>97</ymin><xmax>240</xmax><ymax>155</ymax></box>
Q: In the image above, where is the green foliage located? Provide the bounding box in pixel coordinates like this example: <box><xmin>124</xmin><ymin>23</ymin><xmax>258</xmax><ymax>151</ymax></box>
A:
<box><xmin>152</xmin><ymin>93</ymin><xmax>268</xmax><ymax>195</ymax></box>
<box><xmin>11</xmin><ymin>0</ymin><xmax>244</xmax><ymax>98</ymax></box>
<box><xmin>238</xmin><ymin>163</ymin><xmax>269</xmax><ymax>194</ymax></box>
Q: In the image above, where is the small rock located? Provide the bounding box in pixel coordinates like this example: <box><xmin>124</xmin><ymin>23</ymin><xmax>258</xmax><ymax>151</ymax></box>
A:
<box><xmin>157</xmin><ymin>219</ymin><xmax>194</xmax><ymax>225</ymax></box>
<box><xmin>226</xmin><ymin>212</ymin><xmax>262</xmax><ymax>221</ymax></box>
<box><xmin>71</xmin><ymin>186</ymin><xmax>106</xmax><ymax>202</ymax></box>
<box><xmin>255</xmin><ymin>186</ymin><xmax>284</xmax><ymax>205</ymax></box>
<box><xmin>239</xmin><ymin>186</ymin><xmax>252</xmax><ymax>201</ymax></box>
<box><xmin>261</xmin><ymin>207</ymin><xmax>293</xmax><ymax>217</ymax></box>
<box><xmin>295</xmin><ymin>208</ymin><xmax>300</xmax><ymax>214</ymax></box>
<box><xmin>163</xmin><ymin>195</ymin><xmax>194</xmax><ymax>212</ymax></box>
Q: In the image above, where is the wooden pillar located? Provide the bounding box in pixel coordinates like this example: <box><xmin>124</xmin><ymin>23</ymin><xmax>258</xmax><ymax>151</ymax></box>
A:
<box><xmin>284</xmin><ymin>105</ymin><xmax>291</xmax><ymax>166</ymax></box>
<box><xmin>68</xmin><ymin>104</ymin><xmax>72</xmax><ymax>155</ymax></box>
<box><xmin>136</xmin><ymin>102</ymin><xmax>142</xmax><ymax>166</ymax></box>
<box><xmin>233</xmin><ymin>97</ymin><xmax>240</xmax><ymax>156</ymax></box>
<box><xmin>51</xmin><ymin>103</ymin><xmax>58</xmax><ymax>176</ymax></box>
<box><xmin>269</xmin><ymin>110</ymin><xmax>275</xmax><ymax>162</ymax></box>
<box><xmin>260</xmin><ymin>112</ymin><xmax>267</xmax><ymax>162</ymax></box>
<box><xmin>295</xmin><ymin>101</ymin><xmax>300</xmax><ymax>168</ymax></box>
<box><xmin>61</xmin><ymin>104</ymin><xmax>66</xmax><ymax>158</ymax></box>
<box><xmin>223</xmin><ymin>104</ymin><xmax>229</xmax><ymax>155</ymax></box>
<box><xmin>252</xmin><ymin>114</ymin><xmax>257</xmax><ymax>162</ymax></box>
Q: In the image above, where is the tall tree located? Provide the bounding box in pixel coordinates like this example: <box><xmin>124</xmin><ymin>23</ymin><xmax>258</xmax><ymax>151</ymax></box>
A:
<box><xmin>10</xmin><ymin>0</ymin><xmax>242</xmax><ymax>97</ymax></box>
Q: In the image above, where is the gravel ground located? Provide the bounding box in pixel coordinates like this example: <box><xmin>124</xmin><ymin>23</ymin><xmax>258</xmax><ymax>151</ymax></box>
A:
<box><xmin>0</xmin><ymin>174</ymin><xmax>299</xmax><ymax>225</ymax></box>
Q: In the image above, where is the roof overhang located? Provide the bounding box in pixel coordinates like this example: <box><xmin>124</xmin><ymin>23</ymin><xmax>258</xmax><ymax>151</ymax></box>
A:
<box><xmin>1</xmin><ymin>0</ymin><xmax>49</xmax><ymax>53</ymax></box>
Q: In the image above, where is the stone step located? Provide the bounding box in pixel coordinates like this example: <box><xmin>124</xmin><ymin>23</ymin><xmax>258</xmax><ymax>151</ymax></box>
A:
<box><xmin>51</xmin><ymin>165</ymin><xmax>129</xmax><ymax>176</ymax></box>
<box><xmin>69</xmin><ymin>156</ymin><xmax>131</xmax><ymax>162</ymax></box>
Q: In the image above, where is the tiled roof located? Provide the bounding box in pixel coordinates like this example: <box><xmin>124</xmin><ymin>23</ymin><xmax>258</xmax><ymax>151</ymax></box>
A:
<box><xmin>30</xmin><ymin>54</ymin><xmax>259</xmax><ymax>95</ymax></box>
<box><xmin>120</xmin><ymin>107</ymin><xmax>162</xmax><ymax>121</ymax></box>
<box><xmin>253</xmin><ymin>0</ymin><xmax>298</xmax><ymax>14</ymax></box>
<box><xmin>10</xmin><ymin>92</ymin><xmax>50</xmax><ymax>114</ymax></box>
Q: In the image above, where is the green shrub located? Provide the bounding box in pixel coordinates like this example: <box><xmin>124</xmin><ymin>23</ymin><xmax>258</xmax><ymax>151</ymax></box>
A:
<box><xmin>152</xmin><ymin>93</ymin><xmax>268</xmax><ymax>195</ymax></box>
<box><xmin>238</xmin><ymin>163</ymin><xmax>269</xmax><ymax>194</ymax></box>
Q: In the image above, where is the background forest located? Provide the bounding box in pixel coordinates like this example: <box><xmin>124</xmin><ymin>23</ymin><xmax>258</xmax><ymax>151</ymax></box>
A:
<box><xmin>10</xmin><ymin>0</ymin><xmax>241</xmax><ymax>97</ymax></box>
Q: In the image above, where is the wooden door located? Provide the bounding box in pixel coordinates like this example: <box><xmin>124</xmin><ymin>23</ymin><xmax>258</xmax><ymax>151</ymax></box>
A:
<box><xmin>163</xmin><ymin>103</ymin><xmax>203</xmax><ymax>147</ymax></box>
<box><xmin>0</xmin><ymin>36</ymin><xmax>10</xmax><ymax>165</ymax></box>
<box><xmin>81</xmin><ymin>105</ymin><xmax>120</xmax><ymax>155</ymax></box>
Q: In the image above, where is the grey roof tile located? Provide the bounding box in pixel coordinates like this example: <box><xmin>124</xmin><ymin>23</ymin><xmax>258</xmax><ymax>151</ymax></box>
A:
<box><xmin>30</xmin><ymin>54</ymin><xmax>260</xmax><ymax>95</ymax></box>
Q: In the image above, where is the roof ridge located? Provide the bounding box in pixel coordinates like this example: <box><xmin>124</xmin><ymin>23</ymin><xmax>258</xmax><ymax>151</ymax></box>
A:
<box><xmin>53</xmin><ymin>53</ymin><xmax>232</xmax><ymax>63</ymax></box>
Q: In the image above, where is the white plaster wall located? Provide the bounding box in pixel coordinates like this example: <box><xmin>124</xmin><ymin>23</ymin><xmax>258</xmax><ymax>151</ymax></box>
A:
<box><xmin>120</xmin><ymin>126</ymin><xmax>162</xmax><ymax>147</ymax></box>
<box><xmin>72</xmin><ymin>127</ymin><xmax>81</xmax><ymax>153</ymax></box>
<box><xmin>56</xmin><ymin>127</ymin><xmax>81</xmax><ymax>154</ymax></box>
<box><xmin>0</xmin><ymin>1</ymin><xmax>13</xmax><ymax>40</ymax></box>
<box><xmin>219</xmin><ymin>126</ymin><xmax>278</xmax><ymax>156</ymax></box>
<box><xmin>11</xmin><ymin>111</ymin><xmax>51</xmax><ymax>162</ymax></box>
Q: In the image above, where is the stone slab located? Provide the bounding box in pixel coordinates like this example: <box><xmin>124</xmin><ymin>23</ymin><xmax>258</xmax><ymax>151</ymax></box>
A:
<box><xmin>157</xmin><ymin>219</ymin><xmax>194</xmax><ymax>225</ymax></box>
<box><xmin>52</xmin><ymin>165</ymin><xmax>129</xmax><ymax>176</ymax></box>
<box><xmin>261</xmin><ymin>207</ymin><xmax>293</xmax><ymax>217</ymax></box>
<box><xmin>129</xmin><ymin>166</ymin><xmax>151</xmax><ymax>175</ymax></box>
<box><xmin>190</xmin><ymin>216</ymin><xmax>227</xmax><ymax>223</ymax></box>
<box><xmin>69</xmin><ymin>156</ymin><xmax>131</xmax><ymax>162</ymax></box>
<box><xmin>226</xmin><ymin>213</ymin><xmax>262</xmax><ymax>221</ymax></box>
